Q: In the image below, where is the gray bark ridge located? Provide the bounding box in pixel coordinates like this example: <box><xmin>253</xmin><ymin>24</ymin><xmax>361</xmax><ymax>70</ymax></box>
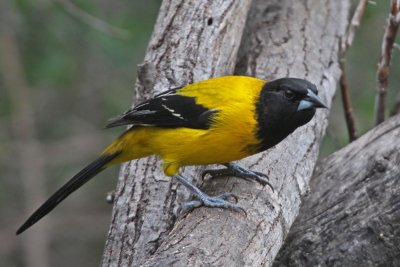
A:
<box><xmin>101</xmin><ymin>0</ymin><xmax>253</xmax><ymax>266</ymax></box>
<box><xmin>274</xmin><ymin>114</ymin><xmax>400</xmax><ymax>267</ymax></box>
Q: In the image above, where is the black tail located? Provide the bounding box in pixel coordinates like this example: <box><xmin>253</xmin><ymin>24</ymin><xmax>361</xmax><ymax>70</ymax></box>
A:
<box><xmin>16</xmin><ymin>152</ymin><xmax>120</xmax><ymax>235</ymax></box>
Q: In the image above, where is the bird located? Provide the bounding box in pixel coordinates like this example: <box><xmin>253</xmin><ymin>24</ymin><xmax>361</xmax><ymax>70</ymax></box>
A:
<box><xmin>16</xmin><ymin>75</ymin><xmax>327</xmax><ymax>235</ymax></box>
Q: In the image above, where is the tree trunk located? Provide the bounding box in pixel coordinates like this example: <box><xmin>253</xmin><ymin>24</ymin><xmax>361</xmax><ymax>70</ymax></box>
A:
<box><xmin>273</xmin><ymin>114</ymin><xmax>400</xmax><ymax>267</ymax></box>
<box><xmin>101</xmin><ymin>0</ymin><xmax>351</xmax><ymax>266</ymax></box>
<box><xmin>101</xmin><ymin>1</ymin><xmax>253</xmax><ymax>266</ymax></box>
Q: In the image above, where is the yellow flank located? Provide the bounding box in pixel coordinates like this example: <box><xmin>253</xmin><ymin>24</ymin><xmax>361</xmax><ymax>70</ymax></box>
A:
<box><xmin>102</xmin><ymin>76</ymin><xmax>266</xmax><ymax>176</ymax></box>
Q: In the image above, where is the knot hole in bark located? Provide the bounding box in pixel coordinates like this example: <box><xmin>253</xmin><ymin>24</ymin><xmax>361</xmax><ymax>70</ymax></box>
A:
<box><xmin>372</xmin><ymin>156</ymin><xmax>389</xmax><ymax>173</ymax></box>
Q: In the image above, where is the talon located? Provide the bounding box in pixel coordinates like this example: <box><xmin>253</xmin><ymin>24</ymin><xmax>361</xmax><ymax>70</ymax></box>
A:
<box><xmin>200</xmin><ymin>195</ymin><xmax>244</xmax><ymax>212</ymax></box>
<box><xmin>252</xmin><ymin>170</ymin><xmax>269</xmax><ymax>179</ymax></box>
<box><xmin>202</xmin><ymin>163</ymin><xmax>274</xmax><ymax>192</ymax></box>
<box><xmin>178</xmin><ymin>195</ymin><xmax>244</xmax><ymax>215</ymax></box>
<box><xmin>214</xmin><ymin>192</ymin><xmax>238</xmax><ymax>202</ymax></box>
<box><xmin>201</xmin><ymin>170</ymin><xmax>211</xmax><ymax>180</ymax></box>
<box><xmin>174</xmin><ymin>175</ymin><xmax>246</xmax><ymax>215</ymax></box>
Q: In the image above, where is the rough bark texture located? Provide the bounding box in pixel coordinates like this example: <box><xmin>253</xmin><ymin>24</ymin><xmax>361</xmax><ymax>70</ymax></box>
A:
<box><xmin>274</xmin><ymin>114</ymin><xmax>400</xmax><ymax>267</ymax></box>
<box><xmin>101</xmin><ymin>0</ymin><xmax>253</xmax><ymax>266</ymax></box>
<box><xmin>102</xmin><ymin>0</ymin><xmax>351</xmax><ymax>266</ymax></box>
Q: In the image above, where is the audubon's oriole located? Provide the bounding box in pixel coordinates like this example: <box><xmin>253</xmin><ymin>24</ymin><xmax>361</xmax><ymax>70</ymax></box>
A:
<box><xmin>17</xmin><ymin>76</ymin><xmax>326</xmax><ymax>234</ymax></box>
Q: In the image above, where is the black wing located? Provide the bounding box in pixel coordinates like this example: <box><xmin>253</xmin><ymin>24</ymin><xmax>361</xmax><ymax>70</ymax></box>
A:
<box><xmin>106</xmin><ymin>88</ymin><xmax>218</xmax><ymax>130</ymax></box>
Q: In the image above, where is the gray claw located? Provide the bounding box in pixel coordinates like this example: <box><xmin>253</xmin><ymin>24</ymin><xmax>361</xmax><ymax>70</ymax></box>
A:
<box><xmin>202</xmin><ymin>163</ymin><xmax>274</xmax><ymax>192</ymax></box>
<box><xmin>174</xmin><ymin>175</ymin><xmax>246</xmax><ymax>215</ymax></box>
<box><xmin>214</xmin><ymin>192</ymin><xmax>238</xmax><ymax>201</ymax></box>
<box><xmin>179</xmin><ymin>193</ymin><xmax>245</xmax><ymax>215</ymax></box>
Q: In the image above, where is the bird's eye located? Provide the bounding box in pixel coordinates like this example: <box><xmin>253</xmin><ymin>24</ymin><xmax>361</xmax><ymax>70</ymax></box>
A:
<box><xmin>284</xmin><ymin>89</ymin><xmax>295</xmax><ymax>100</ymax></box>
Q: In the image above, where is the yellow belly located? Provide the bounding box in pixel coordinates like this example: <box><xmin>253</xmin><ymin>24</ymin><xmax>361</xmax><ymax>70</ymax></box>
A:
<box><xmin>102</xmin><ymin>76</ymin><xmax>265</xmax><ymax>176</ymax></box>
<box><xmin>103</xmin><ymin>124</ymin><xmax>260</xmax><ymax>176</ymax></box>
<box><xmin>151</xmin><ymin>128</ymin><xmax>255</xmax><ymax>166</ymax></box>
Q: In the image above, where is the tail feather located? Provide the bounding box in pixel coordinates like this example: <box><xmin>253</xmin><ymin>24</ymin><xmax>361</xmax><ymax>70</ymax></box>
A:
<box><xmin>16</xmin><ymin>152</ymin><xmax>121</xmax><ymax>235</ymax></box>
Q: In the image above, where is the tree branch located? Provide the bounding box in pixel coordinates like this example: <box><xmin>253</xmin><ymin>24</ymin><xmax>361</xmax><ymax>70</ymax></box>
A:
<box><xmin>274</xmin><ymin>114</ymin><xmax>400</xmax><ymax>266</ymax></box>
<box><xmin>342</xmin><ymin>0</ymin><xmax>369</xmax><ymax>51</ymax></box>
<box><xmin>339</xmin><ymin>0</ymin><xmax>369</xmax><ymax>142</ymax></box>
<box><xmin>374</xmin><ymin>0</ymin><xmax>400</xmax><ymax>126</ymax></box>
<box><xmin>339</xmin><ymin>59</ymin><xmax>358</xmax><ymax>141</ymax></box>
<box><xmin>55</xmin><ymin>0</ymin><xmax>130</xmax><ymax>39</ymax></box>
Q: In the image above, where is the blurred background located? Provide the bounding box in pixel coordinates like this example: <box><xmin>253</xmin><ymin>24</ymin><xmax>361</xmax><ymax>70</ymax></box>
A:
<box><xmin>0</xmin><ymin>1</ymin><xmax>399</xmax><ymax>266</ymax></box>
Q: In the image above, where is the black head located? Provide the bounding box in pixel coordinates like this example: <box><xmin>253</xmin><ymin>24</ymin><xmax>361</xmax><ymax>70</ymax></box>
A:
<box><xmin>255</xmin><ymin>78</ymin><xmax>327</xmax><ymax>152</ymax></box>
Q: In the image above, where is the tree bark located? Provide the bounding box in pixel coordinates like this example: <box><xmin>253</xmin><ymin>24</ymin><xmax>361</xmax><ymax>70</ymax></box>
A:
<box><xmin>274</xmin><ymin>114</ymin><xmax>400</xmax><ymax>267</ymax></box>
<box><xmin>101</xmin><ymin>1</ymin><xmax>253</xmax><ymax>266</ymax></box>
<box><xmin>102</xmin><ymin>0</ymin><xmax>351</xmax><ymax>266</ymax></box>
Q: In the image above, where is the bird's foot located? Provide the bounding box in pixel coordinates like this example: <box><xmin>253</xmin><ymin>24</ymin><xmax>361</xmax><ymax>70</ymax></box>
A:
<box><xmin>174</xmin><ymin>175</ymin><xmax>245</xmax><ymax>215</ymax></box>
<box><xmin>202</xmin><ymin>162</ymin><xmax>274</xmax><ymax>192</ymax></box>
<box><xmin>180</xmin><ymin>192</ymin><xmax>245</xmax><ymax>214</ymax></box>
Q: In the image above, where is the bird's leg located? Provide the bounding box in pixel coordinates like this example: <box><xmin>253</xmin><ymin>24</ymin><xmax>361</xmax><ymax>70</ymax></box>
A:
<box><xmin>202</xmin><ymin>162</ymin><xmax>274</xmax><ymax>191</ymax></box>
<box><xmin>173</xmin><ymin>174</ymin><xmax>245</xmax><ymax>214</ymax></box>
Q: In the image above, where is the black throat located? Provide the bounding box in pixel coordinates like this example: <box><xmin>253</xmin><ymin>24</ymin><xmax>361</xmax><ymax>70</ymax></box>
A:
<box><xmin>254</xmin><ymin>86</ymin><xmax>315</xmax><ymax>153</ymax></box>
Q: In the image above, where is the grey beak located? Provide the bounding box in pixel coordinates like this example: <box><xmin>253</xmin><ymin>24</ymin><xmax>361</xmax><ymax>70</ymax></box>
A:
<box><xmin>297</xmin><ymin>89</ymin><xmax>328</xmax><ymax>111</ymax></box>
